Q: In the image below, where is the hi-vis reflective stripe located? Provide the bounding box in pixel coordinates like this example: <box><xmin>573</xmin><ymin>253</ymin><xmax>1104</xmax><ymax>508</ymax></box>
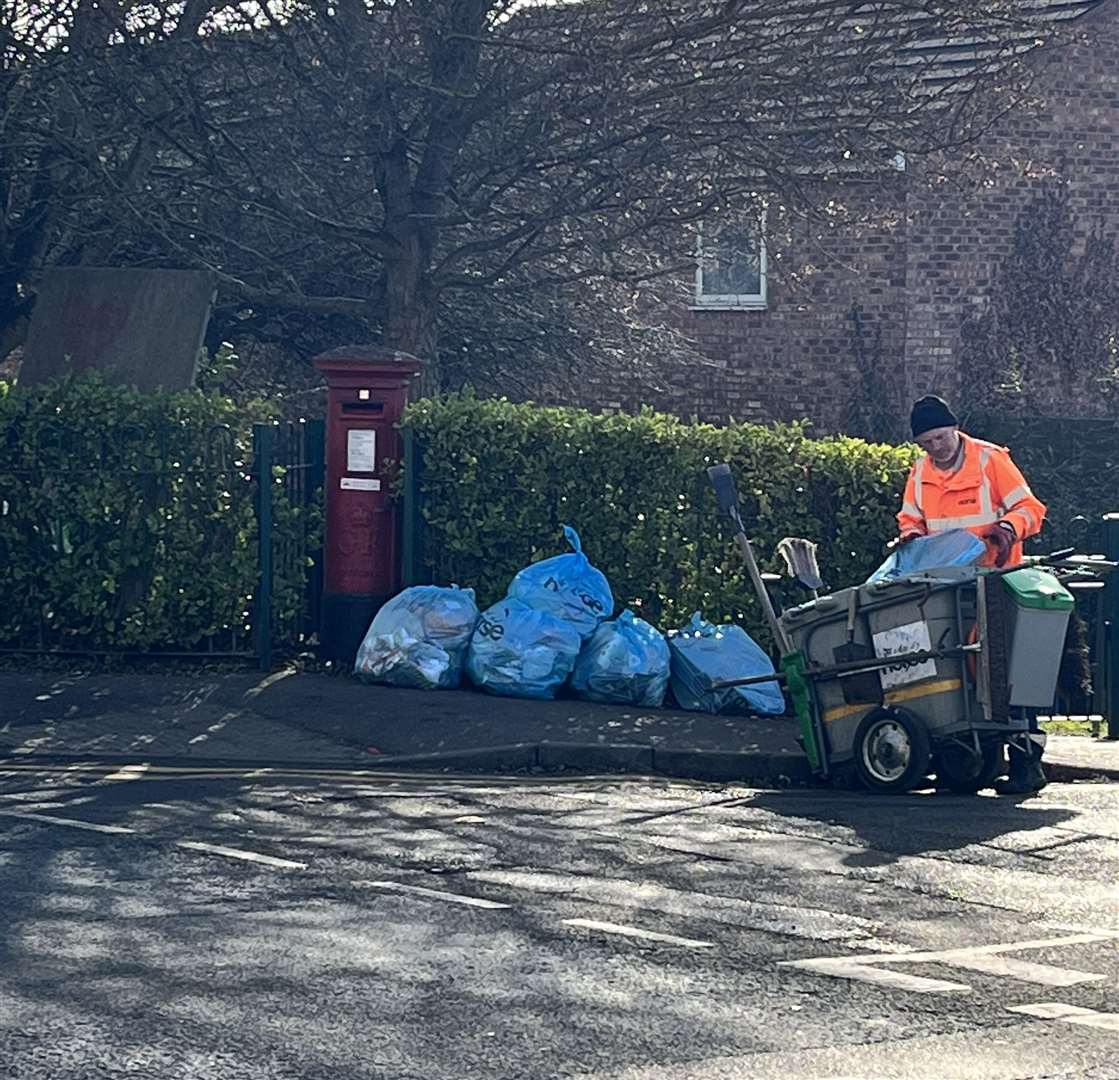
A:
<box><xmin>913</xmin><ymin>457</ymin><xmax>926</xmax><ymax>509</ymax></box>
<box><xmin>901</xmin><ymin>502</ymin><xmax>921</xmax><ymax>518</ymax></box>
<box><xmin>978</xmin><ymin>450</ymin><xmax>995</xmax><ymax>518</ymax></box>
<box><xmin>1002</xmin><ymin>484</ymin><xmax>1033</xmax><ymax>508</ymax></box>
<box><xmin>926</xmin><ymin>511</ymin><xmax>1000</xmax><ymax>530</ymax></box>
<box><xmin>916</xmin><ymin>446</ymin><xmax>999</xmax><ymax>531</ymax></box>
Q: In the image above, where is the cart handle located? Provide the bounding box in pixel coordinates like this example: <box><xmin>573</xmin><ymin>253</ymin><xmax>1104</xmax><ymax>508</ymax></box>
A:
<box><xmin>709</xmin><ymin>643</ymin><xmax>979</xmax><ymax>690</ymax></box>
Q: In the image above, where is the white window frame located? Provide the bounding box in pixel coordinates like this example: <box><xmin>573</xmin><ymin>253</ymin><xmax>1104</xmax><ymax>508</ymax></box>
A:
<box><xmin>692</xmin><ymin>217</ymin><xmax>767</xmax><ymax>311</ymax></box>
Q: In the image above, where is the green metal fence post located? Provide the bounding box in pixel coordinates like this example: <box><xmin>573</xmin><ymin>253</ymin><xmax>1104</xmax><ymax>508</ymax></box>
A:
<box><xmin>306</xmin><ymin>419</ymin><xmax>326</xmax><ymax>646</ymax></box>
<box><xmin>401</xmin><ymin>425</ymin><xmax>420</xmax><ymax>587</ymax></box>
<box><xmin>254</xmin><ymin>423</ymin><xmax>274</xmax><ymax>671</ymax></box>
<box><xmin>1103</xmin><ymin>513</ymin><xmax>1119</xmax><ymax>739</ymax></box>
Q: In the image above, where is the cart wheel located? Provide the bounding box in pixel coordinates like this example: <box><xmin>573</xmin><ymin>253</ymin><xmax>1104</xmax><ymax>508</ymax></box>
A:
<box><xmin>934</xmin><ymin>739</ymin><xmax>1006</xmax><ymax>794</ymax></box>
<box><xmin>853</xmin><ymin>707</ymin><xmax>931</xmax><ymax>794</ymax></box>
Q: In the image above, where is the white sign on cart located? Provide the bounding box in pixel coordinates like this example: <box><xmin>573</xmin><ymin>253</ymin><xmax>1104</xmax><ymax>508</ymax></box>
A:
<box><xmin>872</xmin><ymin>620</ymin><xmax>937</xmax><ymax>689</ymax></box>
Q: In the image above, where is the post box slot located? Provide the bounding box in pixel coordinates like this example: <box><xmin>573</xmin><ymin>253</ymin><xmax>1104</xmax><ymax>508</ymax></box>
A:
<box><xmin>342</xmin><ymin>402</ymin><xmax>385</xmax><ymax>413</ymax></box>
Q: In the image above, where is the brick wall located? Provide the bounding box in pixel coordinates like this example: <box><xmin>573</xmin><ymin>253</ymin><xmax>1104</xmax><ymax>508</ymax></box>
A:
<box><xmin>904</xmin><ymin>0</ymin><xmax>1119</xmax><ymax>418</ymax></box>
<box><xmin>577</xmin><ymin>1</ymin><xmax>1119</xmax><ymax>432</ymax></box>
<box><xmin>586</xmin><ymin>186</ymin><xmax>910</xmax><ymax>432</ymax></box>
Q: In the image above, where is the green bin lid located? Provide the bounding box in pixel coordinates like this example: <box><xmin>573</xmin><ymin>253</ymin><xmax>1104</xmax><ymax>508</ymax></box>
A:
<box><xmin>1000</xmin><ymin>567</ymin><xmax>1074</xmax><ymax>611</ymax></box>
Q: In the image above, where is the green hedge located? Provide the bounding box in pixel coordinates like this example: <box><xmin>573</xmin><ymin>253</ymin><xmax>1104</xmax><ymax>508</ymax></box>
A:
<box><xmin>0</xmin><ymin>373</ymin><xmax>311</xmax><ymax>652</ymax></box>
<box><xmin>403</xmin><ymin>394</ymin><xmax>918</xmax><ymax>643</ymax></box>
<box><xmin>967</xmin><ymin>412</ymin><xmax>1119</xmax><ymax>552</ymax></box>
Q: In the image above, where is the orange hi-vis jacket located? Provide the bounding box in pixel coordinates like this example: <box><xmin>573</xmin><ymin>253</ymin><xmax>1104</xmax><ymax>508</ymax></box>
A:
<box><xmin>897</xmin><ymin>433</ymin><xmax>1046</xmax><ymax>568</ymax></box>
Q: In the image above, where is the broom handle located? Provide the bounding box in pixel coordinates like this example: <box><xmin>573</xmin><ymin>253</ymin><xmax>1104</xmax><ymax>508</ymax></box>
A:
<box><xmin>732</xmin><ymin>531</ymin><xmax>793</xmax><ymax>655</ymax></box>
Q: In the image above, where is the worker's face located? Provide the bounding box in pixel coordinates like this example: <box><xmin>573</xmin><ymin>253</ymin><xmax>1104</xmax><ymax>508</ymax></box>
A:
<box><xmin>916</xmin><ymin>425</ymin><xmax>960</xmax><ymax>465</ymax></box>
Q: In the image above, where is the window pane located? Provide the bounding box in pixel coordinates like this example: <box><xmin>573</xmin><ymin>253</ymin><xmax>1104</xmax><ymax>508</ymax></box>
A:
<box><xmin>702</xmin><ymin>230</ymin><xmax>761</xmax><ymax>296</ymax></box>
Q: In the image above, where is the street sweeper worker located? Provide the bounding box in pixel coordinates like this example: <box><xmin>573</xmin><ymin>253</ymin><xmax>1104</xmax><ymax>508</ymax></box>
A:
<box><xmin>895</xmin><ymin>394</ymin><xmax>1050</xmax><ymax>794</ymax></box>
<box><xmin>896</xmin><ymin>395</ymin><xmax>1046</xmax><ymax>569</ymax></box>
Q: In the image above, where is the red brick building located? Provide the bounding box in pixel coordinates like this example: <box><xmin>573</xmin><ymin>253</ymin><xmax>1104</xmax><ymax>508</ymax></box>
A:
<box><xmin>598</xmin><ymin>0</ymin><xmax>1118</xmax><ymax>434</ymax></box>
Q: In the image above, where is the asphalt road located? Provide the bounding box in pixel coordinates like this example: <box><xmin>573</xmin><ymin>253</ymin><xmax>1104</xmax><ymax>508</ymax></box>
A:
<box><xmin>2</xmin><ymin>761</ymin><xmax>1118</xmax><ymax>1079</ymax></box>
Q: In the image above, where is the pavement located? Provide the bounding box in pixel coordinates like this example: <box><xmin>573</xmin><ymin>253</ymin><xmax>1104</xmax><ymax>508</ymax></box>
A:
<box><xmin>1</xmin><ymin>665</ymin><xmax>1118</xmax><ymax>786</ymax></box>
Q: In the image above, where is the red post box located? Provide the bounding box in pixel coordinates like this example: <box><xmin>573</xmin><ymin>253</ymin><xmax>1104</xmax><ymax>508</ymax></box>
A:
<box><xmin>313</xmin><ymin>345</ymin><xmax>425</xmax><ymax>663</ymax></box>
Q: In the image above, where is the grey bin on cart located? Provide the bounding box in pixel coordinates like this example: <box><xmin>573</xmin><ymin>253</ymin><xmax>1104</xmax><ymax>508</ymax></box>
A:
<box><xmin>779</xmin><ymin>573</ymin><xmax>978</xmax><ymax>767</ymax></box>
<box><xmin>777</xmin><ymin>566</ymin><xmax>1073</xmax><ymax>773</ymax></box>
<box><xmin>1001</xmin><ymin>568</ymin><xmax>1074</xmax><ymax>707</ymax></box>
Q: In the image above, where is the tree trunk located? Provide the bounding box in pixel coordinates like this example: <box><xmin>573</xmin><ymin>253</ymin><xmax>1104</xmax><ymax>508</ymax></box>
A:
<box><xmin>381</xmin><ymin>233</ymin><xmax>440</xmax><ymax>395</ymax></box>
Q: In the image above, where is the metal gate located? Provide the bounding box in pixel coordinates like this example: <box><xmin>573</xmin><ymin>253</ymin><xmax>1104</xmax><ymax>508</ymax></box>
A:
<box><xmin>0</xmin><ymin>416</ymin><xmax>324</xmax><ymax>664</ymax></box>
<box><xmin>253</xmin><ymin>419</ymin><xmax>325</xmax><ymax>668</ymax></box>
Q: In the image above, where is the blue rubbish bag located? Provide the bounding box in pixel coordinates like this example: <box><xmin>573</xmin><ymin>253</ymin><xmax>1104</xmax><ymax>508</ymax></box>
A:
<box><xmin>667</xmin><ymin>612</ymin><xmax>785</xmax><ymax>716</ymax></box>
<box><xmin>867</xmin><ymin>528</ymin><xmax>987</xmax><ymax>583</ymax></box>
<box><xmin>354</xmin><ymin>585</ymin><xmax>480</xmax><ymax>689</ymax></box>
<box><xmin>466</xmin><ymin>598</ymin><xmax>584</xmax><ymax>700</ymax></box>
<box><xmin>570</xmin><ymin>609</ymin><xmax>670</xmax><ymax>707</ymax></box>
<box><xmin>508</xmin><ymin>525</ymin><xmax>613</xmax><ymax>637</ymax></box>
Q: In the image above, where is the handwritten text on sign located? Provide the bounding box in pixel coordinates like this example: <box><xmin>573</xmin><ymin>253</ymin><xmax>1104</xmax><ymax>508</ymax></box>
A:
<box><xmin>872</xmin><ymin>620</ymin><xmax>937</xmax><ymax>689</ymax></box>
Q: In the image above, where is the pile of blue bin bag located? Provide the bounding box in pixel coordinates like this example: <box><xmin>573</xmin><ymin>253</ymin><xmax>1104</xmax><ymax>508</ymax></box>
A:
<box><xmin>570</xmin><ymin>608</ymin><xmax>671</xmax><ymax>707</ymax></box>
<box><xmin>867</xmin><ymin>528</ymin><xmax>987</xmax><ymax>583</ymax></box>
<box><xmin>354</xmin><ymin>585</ymin><xmax>480</xmax><ymax>689</ymax></box>
<box><xmin>467</xmin><ymin>526</ymin><xmax>614</xmax><ymax>699</ymax></box>
<box><xmin>668</xmin><ymin>611</ymin><xmax>785</xmax><ymax>715</ymax></box>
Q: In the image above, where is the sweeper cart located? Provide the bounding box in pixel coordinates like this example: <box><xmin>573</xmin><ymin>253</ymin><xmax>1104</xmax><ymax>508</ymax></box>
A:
<box><xmin>707</xmin><ymin>463</ymin><xmax>1110</xmax><ymax>794</ymax></box>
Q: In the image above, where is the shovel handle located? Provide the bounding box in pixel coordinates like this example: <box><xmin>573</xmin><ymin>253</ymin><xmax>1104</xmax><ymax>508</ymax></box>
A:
<box><xmin>708</xmin><ymin>464</ymin><xmax>792</xmax><ymax>655</ymax></box>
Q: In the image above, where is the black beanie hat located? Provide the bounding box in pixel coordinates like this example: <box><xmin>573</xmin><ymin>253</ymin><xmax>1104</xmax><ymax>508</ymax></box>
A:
<box><xmin>910</xmin><ymin>395</ymin><xmax>959</xmax><ymax>438</ymax></box>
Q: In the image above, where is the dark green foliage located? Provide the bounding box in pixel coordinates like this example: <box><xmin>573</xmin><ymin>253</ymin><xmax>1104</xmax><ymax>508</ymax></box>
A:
<box><xmin>960</xmin><ymin>190</ymin><xmax>1119</xmax><ymax>416</ymax></box>
<box><xmin>966</xmin><ymin>411</ymin><xmax>1119</xmax><ymax>551</ymax></box>
<box><xmin>404</xmin><ymin>394</ymin><xmax>917</xmax><ymax>644</ymax></box>
<box><xmin>0</xmin><ymin>374</ymin><xmax>314</xmax><ymax>652</ymax></box>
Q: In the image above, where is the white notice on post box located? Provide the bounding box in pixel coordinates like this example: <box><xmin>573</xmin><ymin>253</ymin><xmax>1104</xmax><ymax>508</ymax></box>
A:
<box><xmin>341</xmin><ymin>477</ymin><xmax>380</xmax><ymax>491</ymax></box>
<box><xmin>347</xmin><ymin>429</ymin><xmax>377</xmax><ymax>472</ymax></box>
<box><xmin>872</xmin><ymin>620</ymin><xmax>937</xmax><ymax>689</ymax></box>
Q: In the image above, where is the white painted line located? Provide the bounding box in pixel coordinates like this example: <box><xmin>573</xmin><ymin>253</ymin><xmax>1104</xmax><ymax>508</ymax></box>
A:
<box><xmin>781</xmin><ymin>956</ymin><xmax>969</xmax><ymax>994</ymax></box>
<box><xmin>1064</xmin><ymin>1012</ymin><xmax>1119</xmax><ymax>1033</ymax></box>
<box><xmin>1010</xmin><ymin>1002</ymin><xmax>1119</xmax><ymax>1032</ymax></box>
<box><xmin>835</xmin><ymin>932</ymin><xmax>1118</xmax><ymax>967</ymax></box>
<box><xmin>102</xmin><ymin>763</ymin><xmax>151</xmax><ymax>782</ymax></box>
<box><xmin>1009</xmin><ymin>1002</ymin><xmax>1097</xmax><ymax>1021</ymax></box>
<box><xmin>354</xmin><ymin>880</ymin><xmax>511</xmax><ymax>909</ymax></box>
<box><xmin>781</xmin><ymin>931</ymin><xmax>1118</xmax><ymax>994</ymax></box>
<box><xmin>0</xmin><ymin>792</ymin><xmax>70</xmax><ymax>803</ymax></box>
<box><xmin>0</xmin><ymin>810</ymin><xmax>135</xmax><ymax>835</ymax></box>
<box><xmin>939</xmin><ymin>954</ymin><xmax>1104</xmax><ymax>987</ymax></box>
<box><xmin>562</xmin><ymin>918</ymin><xmax>714</xmax><ymax>950</ymax></box>
<box><xmin>892</xmin><ymin>932</ymin><xmax>1119</xmax><ymax>960</ymax></box>
<box><xmin>0</xmin><ymin>800</ymin><xmax>71</xmax><ymax>811</ymax></box>
<box><xmin>175</xmin><ymin>840</ymin><xmax>306</xmax><ymax>870</ymax></box>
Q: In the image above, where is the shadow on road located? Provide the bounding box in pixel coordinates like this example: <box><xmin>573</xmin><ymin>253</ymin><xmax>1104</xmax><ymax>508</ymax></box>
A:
<box><xmin>742</xmin><ymin>786</ymin><xmax>1079</xmax><ymax>869</ymax></box>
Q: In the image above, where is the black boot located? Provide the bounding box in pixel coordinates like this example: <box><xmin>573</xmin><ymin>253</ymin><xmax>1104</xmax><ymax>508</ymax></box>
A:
<box><xmin>995</xmin><ymin>737</ymin><xmax>1047</xmax><ymax>796</ymax></box>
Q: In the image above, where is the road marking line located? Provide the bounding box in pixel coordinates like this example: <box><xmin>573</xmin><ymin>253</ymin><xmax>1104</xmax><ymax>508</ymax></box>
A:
<box><xmin>102</xmin><ymin>763</ymin><xmax>151</xmax><ymax>782</ymax></box>
<box><xmin>175</xmin><ymin>840</ymin><xmax>306</xmax><ymax>869</ymax></box>
<box><xmin>354</xmin><ymin>880</ymin><xmax>511</xmax><ymax>909</ymax></box>
<box><xmin>1009</xmin><ymin>1002</ymin><xmax>1097</xmax><ymax>1020</ymax></box>
<box><xmin>0</xmin><ymin>810</ymin><xmax>135</xmax><ymax>834</ymax></box>
<box><xmin>562</xmin><ymin>918</ymin><xmax>714</xmax><ymax>949</ymax></box>
<box><xmin>0</xmin><ymin>800</ymin><xmax>71</xmax><ymax>811</ymax></box>
<box><xmin>781</xmin><ymin>932</ymin><xmax>1114</xmax><ymax>993</ymax></box>
<box><xmin>781</xmin><ymin>956</ymin><xmax>969</xmax><ymax>994</ymax></box>
<box><xmin>877</xmin><ymin>932</ymin><xmax>1119</xmax><ymax>960</ymax></box>
<box><xmin>934</xmin><ymin>954</ymin><xmax>1104</xmax><ymax>987</ymax></box>
<box><xmin>1010</xmin><ymin>1002</ymin><xmax>1119</xmax><ymax>1032</ymax></box>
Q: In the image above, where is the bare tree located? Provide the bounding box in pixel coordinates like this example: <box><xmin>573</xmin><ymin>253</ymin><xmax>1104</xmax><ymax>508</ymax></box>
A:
<box><xmin>2</xmin><ymin>1</ymin><xmax>1078</xmax><ymax>389</ymax></box>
